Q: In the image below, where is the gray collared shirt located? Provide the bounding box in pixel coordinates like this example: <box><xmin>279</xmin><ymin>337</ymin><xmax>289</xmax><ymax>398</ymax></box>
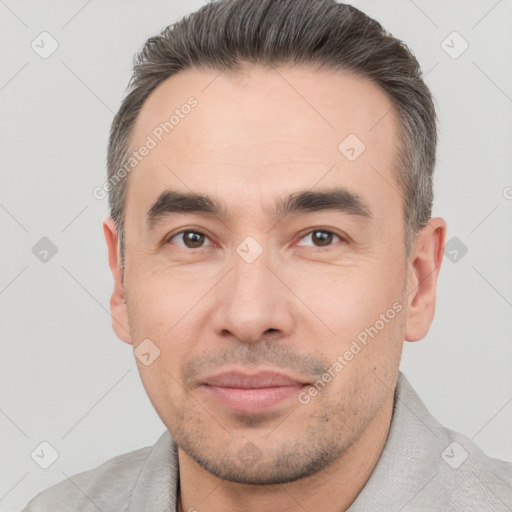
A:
<box><xmin>23</xmin><ymin>372</ymin><xmax>512</xmax><ymax>511</ymax></box>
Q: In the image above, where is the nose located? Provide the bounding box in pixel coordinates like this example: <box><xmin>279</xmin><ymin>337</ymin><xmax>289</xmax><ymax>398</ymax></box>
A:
<box><xmin>210</xmin><ymin>248</ymin><xmax>295</xmax><ymax>344</ymax></box>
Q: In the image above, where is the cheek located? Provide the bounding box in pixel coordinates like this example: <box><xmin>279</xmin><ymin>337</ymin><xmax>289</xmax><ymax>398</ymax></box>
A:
<box><xmin>294</xmin><ymin>264</ymin><xmax>401</xmax><ymax>326</ymax></box>
<box><xmin>290</xmin><ymin>263</ymin><xmax>406</xmax><ymax>369</ymax></box>
<box><xmin>126</xmin><ymin>263</ymin><xmax>201</xmax><ymax>332</ymax></box>
<box><xmin>125</xmin><ymin>273</ymin><xmax>201</xmax><ymax>390</ymax></box>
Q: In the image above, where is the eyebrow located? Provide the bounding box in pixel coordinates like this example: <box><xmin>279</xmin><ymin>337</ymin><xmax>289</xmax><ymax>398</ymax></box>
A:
<box><xmin>275</xmin><ymin>188</ymin><xmax>372</xmax><ymax>220</ymax></box>
<box><xmin>146</xmin><ymin>187</ymin><xmax>372</xmax><ymax>230</ymax></box>
<box><xmin>146</xmin><ymin>190</ymin><xmax>225</xmax><ymax>229</ymax></box>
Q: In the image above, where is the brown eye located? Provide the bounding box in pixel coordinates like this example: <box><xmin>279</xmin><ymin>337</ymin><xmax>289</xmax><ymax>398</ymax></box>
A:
<box><xmin>312</xmin><ymin>231</ymin><xmax>333</xmax><ymax>246</ymax></box>
<box><xmin>169</xmin><ymin>230</ymin><xmax>210</xmax><ymax>249</ymax></box>
<box><xmin>297</xmin><ymin>230</ymin><xmax>341</xmax><ymax>247</ymax></box>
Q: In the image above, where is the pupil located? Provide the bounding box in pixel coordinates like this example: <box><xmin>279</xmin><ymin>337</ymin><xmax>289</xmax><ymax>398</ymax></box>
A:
<box><xmin>313</xmin><ymin>231</ymin><xmax>332</xmax><ymax>246</ymax></box>
<box><xmin>184</xmin><ymin>232</ymin><xmax>204</xmax><ymax>248</ymax></box>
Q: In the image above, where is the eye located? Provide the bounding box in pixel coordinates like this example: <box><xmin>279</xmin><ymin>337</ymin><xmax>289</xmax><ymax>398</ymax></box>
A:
<box><xmin>297</xmin><ymin>229</ymin><xmax>342</xmax><ymax>248</ymax></box>
<box><xmin>168</xmin><ymin>230</ymin><xmax>212</xmax><ymax>249</ymax></box>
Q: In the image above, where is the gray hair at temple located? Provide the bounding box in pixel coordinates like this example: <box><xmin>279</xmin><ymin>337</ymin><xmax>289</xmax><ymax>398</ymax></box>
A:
<box><xmin>107</xmin><ymin>0</ymin><xmax>437</xmax><ymax>269</ymax></box>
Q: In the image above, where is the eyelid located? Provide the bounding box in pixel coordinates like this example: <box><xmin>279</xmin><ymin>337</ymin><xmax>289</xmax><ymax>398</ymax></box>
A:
<box><xmin>164</xmin><ymin>228</ymin><xmax>215</xmax><ymax>248</ymax></box>
<box><xmin>295</xmin><ymin>228</ymin><xmax>347</xmax><ymax>247</ymax></box>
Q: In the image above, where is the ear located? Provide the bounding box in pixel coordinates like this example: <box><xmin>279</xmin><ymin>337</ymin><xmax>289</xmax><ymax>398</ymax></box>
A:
<box><xmin>103</xmin><ymin>217</ymin><xmax>133</xmax><ymax>345</ymax></box>
<box><xmin>404</xmin><ymin>217</ymin><xmax>447</xmax><ymax>342</ymax></box>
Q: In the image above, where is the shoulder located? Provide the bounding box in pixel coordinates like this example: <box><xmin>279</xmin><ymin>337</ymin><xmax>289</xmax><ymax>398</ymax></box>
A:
<box><xmin>353</xmin><ymin>373</ymin><xmax>512</xmax><ymax>510</ymax></box>
<box><xmin>428</xmin><ymin>425</ymin><xmax>512</xmax><ymax>510</ymax></box>
<box><xmin>22</xmin><ymin>444</ymin><xmax>153</xmax><ymax>511</ymax></box>
<box><xmin>396</xmin><ymin>373</ymin><xmax>512</xmax><ymax>509</ymax></box>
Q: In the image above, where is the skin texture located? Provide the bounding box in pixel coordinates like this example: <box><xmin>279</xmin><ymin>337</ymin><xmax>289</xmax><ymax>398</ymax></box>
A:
<box><xmin>103</xmin><ymin>65</ymin><xmax>446</xmax><ymax>512</ymax></box>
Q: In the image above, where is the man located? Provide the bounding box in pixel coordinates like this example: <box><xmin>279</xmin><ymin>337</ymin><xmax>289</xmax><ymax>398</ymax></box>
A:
<box><xmin>24</xmin><ymin>0</ymin><xmax>512</xmax><ymax>510</ymax></box>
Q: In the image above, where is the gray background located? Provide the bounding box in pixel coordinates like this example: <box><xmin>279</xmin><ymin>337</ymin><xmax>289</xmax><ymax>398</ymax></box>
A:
<box><xmin>1</xmin><ymin>0</ymin><xmax>511</xmax><ymax>510</ymax></box>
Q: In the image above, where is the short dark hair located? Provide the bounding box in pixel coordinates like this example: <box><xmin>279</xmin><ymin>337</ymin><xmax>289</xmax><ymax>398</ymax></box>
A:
<box><xmin>107</xmin><ymin>0</ymin><xmax>437</xmax><ymax>268</ymax></box>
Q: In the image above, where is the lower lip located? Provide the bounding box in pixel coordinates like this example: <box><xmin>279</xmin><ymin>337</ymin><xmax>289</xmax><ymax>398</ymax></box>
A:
<box><xmin>202</xmin><ymin>384</ymin><xmax>305</xmax><ymax>414</ymax></box>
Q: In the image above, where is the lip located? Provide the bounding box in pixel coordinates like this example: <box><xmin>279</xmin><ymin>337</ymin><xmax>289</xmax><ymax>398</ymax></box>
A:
<box><xmin>203</xmin><ymin>370</ymin><xmax>307</xmax><ymax>388</ymax></box>
<box><xmin>201</xmin><ymin>370</ymin><xmax>309</xmax><ymax>414</ymax></box>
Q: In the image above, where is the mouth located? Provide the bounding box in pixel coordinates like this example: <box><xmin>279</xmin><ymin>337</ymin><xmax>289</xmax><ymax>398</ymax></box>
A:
<box><xmin>200</xmin><ymin>370</ymin><xmax>309</xmax><ymax>414</ymax></box>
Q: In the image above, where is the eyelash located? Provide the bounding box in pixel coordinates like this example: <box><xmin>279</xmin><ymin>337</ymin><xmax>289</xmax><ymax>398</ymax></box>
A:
<box><xmin>165</xmin><ymin>228</ymin><xmax>345</xmax><ymax>250</ymax></box>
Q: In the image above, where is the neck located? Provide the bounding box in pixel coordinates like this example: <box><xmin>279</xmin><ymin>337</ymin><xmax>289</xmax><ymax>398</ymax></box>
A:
<box><xmin>177</xmin><ymin>390</ymin><xmax>394</xmax><ymax>512</ymax></box>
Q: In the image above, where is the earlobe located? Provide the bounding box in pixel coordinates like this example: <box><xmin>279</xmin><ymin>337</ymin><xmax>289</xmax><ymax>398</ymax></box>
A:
<box><xmin>103</xmin><ymin>217</ymin><xmax>133</xmax><ymax>345</ymax></box>
<box><xmin>404</xmin><ymin>217</ymin><xmax>447</xmax><ymax>342</ymax></box>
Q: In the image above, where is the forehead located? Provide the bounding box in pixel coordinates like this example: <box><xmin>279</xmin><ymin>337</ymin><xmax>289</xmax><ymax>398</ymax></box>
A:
<box><xmin>126</xmin><ymin>65</ymin><xmax>401</xmax><ymax>224</ymax></box>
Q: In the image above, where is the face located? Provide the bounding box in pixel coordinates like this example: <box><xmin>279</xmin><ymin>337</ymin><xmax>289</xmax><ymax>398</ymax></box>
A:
<box><xmin>105</xmin><ymin>65</ymin><xmax>443</xmax><ymax>484</ymax></box>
